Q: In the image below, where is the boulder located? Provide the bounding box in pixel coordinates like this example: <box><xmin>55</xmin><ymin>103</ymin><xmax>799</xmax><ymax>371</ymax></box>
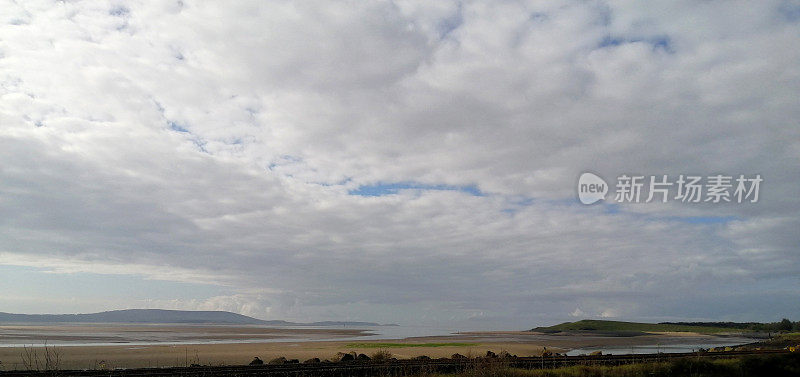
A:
<box><xmin>268</xmin><ymin>357</ymin><xmax>287</xmax><ymax>365</ymax></box>
<box><xmin>498</xmin><ymin>350</ymin><xmax>516</xmax><ymax>358</ymax></box>
<box><xmin>336</xmin><ymin>352</ymin><xmax>355</xmax><ymax>362</ymax></box>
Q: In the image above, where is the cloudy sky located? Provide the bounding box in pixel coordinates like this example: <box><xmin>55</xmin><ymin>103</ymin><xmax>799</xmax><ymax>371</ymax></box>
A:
<box><xmin>1</xmin><ymin>0</ymin><xmax>798</xmax><ymax>328</ymax></box>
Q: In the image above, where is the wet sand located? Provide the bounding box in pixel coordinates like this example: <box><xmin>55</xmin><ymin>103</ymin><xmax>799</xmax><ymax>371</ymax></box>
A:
<box><xmin>0</xmin><ymin>327</ymin><xmax>754</xmax><ymax>370</ymax></box>
<box><xmin>0</xmin><ymin>340</ymin><xmax>550</xmax><ymax>370</ymax></box>
<box><xmin>0</xmin><ymin>324</ymin><xmax>369</xmax><ymax>344</ymax></box>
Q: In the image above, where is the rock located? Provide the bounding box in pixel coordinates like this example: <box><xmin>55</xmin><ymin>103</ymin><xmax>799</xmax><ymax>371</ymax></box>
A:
<box><xmin>451</xmin><ymin>353</ymin><xmax>467</xmax><ymax>359</ymax></box>
<box><xmin>357</xmin><ymin>353</ymin><xmax>371</xmax><ymax>361</ymax></box>
<box><xmin>249</xmin><ymin>357</ymin><xmax>264</xmax><ymax>365</ymax></box>
<box><xmin>268</xmin><ymin>357</ymin><xmax>287</xmax><ymax>365</ymax></box>
<box><xmin>413</xmin><ymin>355</ymin><xmax>431</xmax><ymax>361</ymax></box>
<box><xmin>303</xmin><ymin>358</ymin><xmax>321</xmax><ymax>364</ymax></box>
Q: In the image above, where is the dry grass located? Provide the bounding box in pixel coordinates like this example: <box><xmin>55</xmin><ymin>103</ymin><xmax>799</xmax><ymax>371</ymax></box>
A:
<box><xmin>371</xmin><ymin>349</ymin><xmax>394</xmax><ymax>361</ymax></box>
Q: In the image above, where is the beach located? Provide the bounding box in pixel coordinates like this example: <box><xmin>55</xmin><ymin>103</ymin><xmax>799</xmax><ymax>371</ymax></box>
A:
<box><xmin>0</xmin><ymin>325</ymin><xmax>756</xmax><ymax>370</ymax></box>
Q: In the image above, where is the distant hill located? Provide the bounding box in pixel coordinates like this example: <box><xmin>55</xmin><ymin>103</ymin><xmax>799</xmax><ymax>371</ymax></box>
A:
<box><xmin>530</xmin><ymin>319</ymin><xmax>749</xmax><ymax>334</ymax></box>
<box><xmin>0</xmin><ymin>309</ymin><xmax>396</xmax><ymax>326</ymax></box>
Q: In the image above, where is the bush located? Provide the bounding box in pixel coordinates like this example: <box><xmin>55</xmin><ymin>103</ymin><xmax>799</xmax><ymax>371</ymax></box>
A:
<box><xmin>371</xmin><ymin>350</ymin><xmax>393</xmax><ymax>362</ymax></box>
<box><xmin>332</xmin><ymin>352</ymin><xmax>356</xmax><ymax>362</ymax></box>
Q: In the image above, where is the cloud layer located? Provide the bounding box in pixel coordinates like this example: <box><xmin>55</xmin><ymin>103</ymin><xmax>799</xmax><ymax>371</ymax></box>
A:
<box><xmin>1</xmin><ymin>0</ymin><xmax>799</xmax><ymax>327</ymax></box>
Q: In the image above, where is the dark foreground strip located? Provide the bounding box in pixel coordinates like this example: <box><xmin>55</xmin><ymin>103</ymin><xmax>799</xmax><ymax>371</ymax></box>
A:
<box><xmin>0</xmin><ymin>350</ymin><xmax>790</xmax><ymax>377</ymax></box>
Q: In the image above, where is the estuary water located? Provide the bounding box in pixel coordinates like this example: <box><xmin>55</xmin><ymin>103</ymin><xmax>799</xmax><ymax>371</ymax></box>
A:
<box><xmin>0</xmin><ymin>323</ymin><xmax>756</xmax><ymax>355</ymax></box>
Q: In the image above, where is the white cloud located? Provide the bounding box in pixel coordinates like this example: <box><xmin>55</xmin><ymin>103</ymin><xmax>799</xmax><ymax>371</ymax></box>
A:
<box><xmin>0</xmin><ymin>0</ymin><xmax>798</xmax><ymax>326</ymax></box>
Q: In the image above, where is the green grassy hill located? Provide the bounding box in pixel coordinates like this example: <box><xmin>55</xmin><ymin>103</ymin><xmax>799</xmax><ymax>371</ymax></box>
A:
<box><xmin>531</xmin><ymin>319</ymin><xmax>747</xmax><ymax>334</ymax></box>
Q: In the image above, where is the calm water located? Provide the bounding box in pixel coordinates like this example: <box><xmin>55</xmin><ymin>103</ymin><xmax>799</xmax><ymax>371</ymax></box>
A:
<box><xmin>0</xmin><ymin>324</ymin><xmax>469</xmax><ymax>347</ymax></box>
<box><xmin>565</xmin><ymin>337</ymin><xmax>755</xmax><ymax>356</ymax></box>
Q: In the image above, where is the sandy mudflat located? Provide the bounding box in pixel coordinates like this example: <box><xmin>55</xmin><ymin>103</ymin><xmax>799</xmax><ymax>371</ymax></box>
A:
<box><xmin>0</xmin><ymin>340</ymin><xmax>549</xmax><ymax>370</ymax></box>
<box><xmin>0</xmin><ymin>325</ymin><xmax>375</xmax><ymax>370</ymax></box>
<box><xmin>0</xmin><ymin>324</ymin><xmax>369</xmax><ymax>344</ymax></box>
<box><xmin>0</xmin><ymin>326</ymin><xmax>753</xmax><ymax>370</ymax></box>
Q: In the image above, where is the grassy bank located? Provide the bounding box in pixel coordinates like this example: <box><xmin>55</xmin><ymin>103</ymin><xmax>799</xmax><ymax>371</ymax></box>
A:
<box><xmin>531</xmin><ymin>320</ymin><xmax>745</xmax><ymax>334</ymax></box>
<box><xmin>738</xmin><ymin>332</ymin><xmax>800</xmax><ymax>350</ymax></box>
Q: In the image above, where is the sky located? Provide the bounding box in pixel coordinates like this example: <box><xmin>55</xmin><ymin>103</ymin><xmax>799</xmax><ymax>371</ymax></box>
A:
<box><xmin>0</xmin><ymin>0</ymin><xmax>799</xmax><ymax>329</ymax></box>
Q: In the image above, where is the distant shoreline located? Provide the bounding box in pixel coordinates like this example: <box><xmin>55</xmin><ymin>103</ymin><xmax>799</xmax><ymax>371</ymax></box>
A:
<box><xmin>0</xmin><ymin>309</ymin><xmax>398</xmax><ymax>327</ymax></box>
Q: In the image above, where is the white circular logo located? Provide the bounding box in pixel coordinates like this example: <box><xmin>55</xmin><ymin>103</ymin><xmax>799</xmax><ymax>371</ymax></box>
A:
<box><xmin>578</xmin><ymin>172</ymin><xmax>608</xmax><ymax>205</ymax></box>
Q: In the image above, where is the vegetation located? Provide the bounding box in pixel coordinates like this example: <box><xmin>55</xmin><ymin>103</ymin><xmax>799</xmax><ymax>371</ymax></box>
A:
<box><xmin>370</xmin><ymin>349</ymin><xmax>394</xmax><ymax>361</ymax></box>
<box><xmin>19</xmin><ymin>343</ymin><xmax>61</xmax><ymax>371</ymax></box>
<box><xmin>346</xmin><ymin>342</ymin><xmax>478</xmax><ymax>348</ymax></box>
<box><xmin>431</xmin><ymin>353</ymin><xmax>800</xmax><ymax>377</ymax></box>
<box><xmin>660</xmin><ymin>318</ymin><xmax>800</xmax><ymax>332</ymax></box>
<box><xmin>739</xmin><ymin>332</ymin><xmax>800</xmax><ymax>350</ymax></box>
<box><xmin>531</xmin><ymin>320</ymin><xmax>742</xmax><ymax>334</ymax></box>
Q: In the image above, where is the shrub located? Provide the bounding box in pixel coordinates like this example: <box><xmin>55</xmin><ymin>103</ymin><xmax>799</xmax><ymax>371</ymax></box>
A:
<box><xmin>371</xmin><ymin>350</ymin><xmax>393</xmax><ymax>362</ymax></box>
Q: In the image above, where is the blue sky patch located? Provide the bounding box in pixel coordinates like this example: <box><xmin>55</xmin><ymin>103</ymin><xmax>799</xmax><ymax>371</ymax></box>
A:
<box><xmin>598</xmin><ymin>35</ymin><xmax>673</xmax><ymax>52</ymax></box>
<box><xmin>168</xmin><ymin>120</ymin><xmax>189</xmax><ymax>133</ymax></box>
<box><xmin>436</xmin><ymin>4</ymin><xmax>463</xmax><ymax>39</ymax></box>
<box><xmin>665</xmin><ymin>215</ymin><xmax>740</xmax><ymax>224</ymax></box>
<box><xmin>349</xmin><ymin>182</ymin><xmax>484</xmax><ymax>197</ymax></box>
<box><xmin>779</xmin><ymin>2</ymin><xmax>800</xmax><ymax>22</ymax></box>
